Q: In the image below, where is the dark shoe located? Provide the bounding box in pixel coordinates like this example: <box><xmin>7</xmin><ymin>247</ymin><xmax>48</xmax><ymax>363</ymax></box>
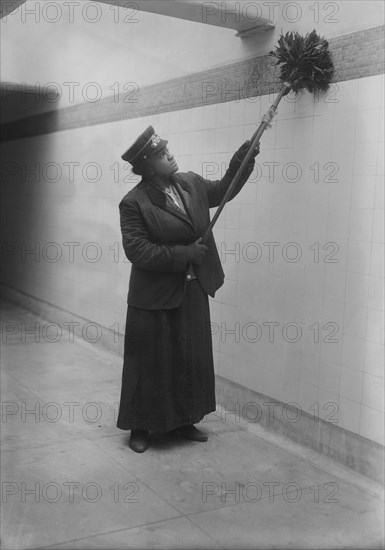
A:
<box><xmin>129</xmin><ymin>429</ymin><xmax>149</xmax><ymax>453</ymax></box>
<box><xmin>175</xmin><ymin>424</ymin><xmax>208</xmax><ymax>442</ymax></box>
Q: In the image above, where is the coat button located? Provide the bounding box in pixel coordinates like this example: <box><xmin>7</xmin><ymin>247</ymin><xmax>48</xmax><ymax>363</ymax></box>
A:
<box><xmin>187</xmin><ymin>274</ymin><xmax>192</xmax><ymax>280</ymax></box>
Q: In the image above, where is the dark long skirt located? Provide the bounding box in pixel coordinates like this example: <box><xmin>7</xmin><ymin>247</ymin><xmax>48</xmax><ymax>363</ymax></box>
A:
<box><xmin>116</xmin><ymin>279</ymin><xmax>216</xmax><ymax>432</ymax></box>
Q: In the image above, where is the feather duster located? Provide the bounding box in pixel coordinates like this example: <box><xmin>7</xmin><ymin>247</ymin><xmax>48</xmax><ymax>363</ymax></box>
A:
<box><xmin>269</xmin><ymin>29</ymin><xmax>334</xmax><ymax>93</ymax></box>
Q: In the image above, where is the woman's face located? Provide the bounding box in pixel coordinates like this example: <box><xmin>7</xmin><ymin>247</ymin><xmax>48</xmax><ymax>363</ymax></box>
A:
<box><xmin>146</xmin><ymin>146</ymin><xmax>178</xmax><ymax>177</ymax></box>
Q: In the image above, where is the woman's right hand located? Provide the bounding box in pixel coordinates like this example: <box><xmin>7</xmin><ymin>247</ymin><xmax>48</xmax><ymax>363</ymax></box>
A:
<box><xmin>186</xmin><ymin>238</ymin><xmax>209</xmax><ymax>265</ymax></box>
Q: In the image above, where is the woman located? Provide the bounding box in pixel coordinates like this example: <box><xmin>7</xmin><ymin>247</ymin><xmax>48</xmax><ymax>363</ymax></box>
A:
<box><xmin>117</xmin><ymin>125</ymin><xmax>259</xmax><ymax>453</ymax></box>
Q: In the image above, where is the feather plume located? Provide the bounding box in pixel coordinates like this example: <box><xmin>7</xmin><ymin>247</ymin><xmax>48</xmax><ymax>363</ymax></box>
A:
<box><xmin>269</xmin><ymin>30</ymin><xmax>334</xmax><ymax>93</ymax></box>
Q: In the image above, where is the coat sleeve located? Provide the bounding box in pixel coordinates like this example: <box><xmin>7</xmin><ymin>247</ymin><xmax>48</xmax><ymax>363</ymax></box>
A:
<box><xmin>192</xmin><ymin>152</ymin><xmax>255</xmax><ymax>208</ymax></box>
<box><xmin>119</xmin><ymin>199</ymin><xmax>192</xmax><ymax>272</ymax></box>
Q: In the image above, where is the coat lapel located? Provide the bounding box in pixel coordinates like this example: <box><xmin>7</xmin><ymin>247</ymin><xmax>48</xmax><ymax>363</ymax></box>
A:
<box><xmin>143</xmin><ymin>178</ymin><xmax>195</xmax><ymax>229</ymax></box>
<box><xmin>172</xmin><ymin>176</ymin><xmax>193</xmax><ymax>219</ymax></box>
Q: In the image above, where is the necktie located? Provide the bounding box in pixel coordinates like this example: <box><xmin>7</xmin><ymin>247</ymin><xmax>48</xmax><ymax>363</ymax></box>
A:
<box><xmin>163</xmin><ymin>184</ymin><xmax>186</xmax><ymax>214</ymax></box>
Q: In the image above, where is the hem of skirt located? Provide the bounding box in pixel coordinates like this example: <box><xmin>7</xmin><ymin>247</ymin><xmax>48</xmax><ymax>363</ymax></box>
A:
<box><xmin>116</xmin><ymin>406</ymin><xmax>216</xmax><ymax>433</ymax></box>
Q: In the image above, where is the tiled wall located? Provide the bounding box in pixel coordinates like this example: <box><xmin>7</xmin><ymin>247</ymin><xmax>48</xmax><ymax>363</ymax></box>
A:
<box><xmin>206</xmin><ymin>75</ymin><xmax>384</xmax><ymax>446</ymax></box>
<box><xmin>2</xmin><ymin>72</ymin><xmax>383</xmax><ymax>444</ymax></box>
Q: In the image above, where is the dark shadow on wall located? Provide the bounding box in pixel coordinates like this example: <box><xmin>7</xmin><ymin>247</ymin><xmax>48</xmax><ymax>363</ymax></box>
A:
<box><xmin>0</xmin><ymin>82</ymin><xmax>59</xmax><ymax>297</ymax></box>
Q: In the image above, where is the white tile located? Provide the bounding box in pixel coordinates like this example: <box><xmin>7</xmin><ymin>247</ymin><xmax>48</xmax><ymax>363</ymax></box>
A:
<box><xmin>189</xmin><ymin>131</ymin><xmax>204</xmax><ymax>155</ymax></box>
<box><xmin>232</xmin><ymin>357</ymin><xmax>265</xmax><ymax>396</ymax></box>
<box><xmin>370</xmin><ymin>242</ymin><xmax>384</xmax><ymax>277</ymax></box>
<box><xmin>228</xmin><ymin>125</ymin><xmax>246</xmax><ymax>152</ymax></box>
<box><xmin>328</xmin><ymin>168</ymin><xmax>353</xmax><ymax>209</ymax></box>
<box><xmin>297</xmin><ymin>382</ymin><xmax>318</xmax><ymax>414</ymax></box>
<box><xmin>318</xmin><ymin>359</ymin><xmax>341</xmax><ymax>394</ymax></box>
<box><xmin>313</xmin><ymin>86</ymin><xmax>337</xmax><ymax>116</ymax></box>
<box><xmin>349</xmin><ymin>209</ymin><xmax>374</xmax><ymax>243</ymax></box>
<box><xmin>368</xmin><ymin>275</ymin><xmax>384</xmax><ymax>311</ymax></box>
<box><xmin>202</xmin><ymin>153</ymin><xmax>226</xmax><ymax>180</ymax></box>
<box><xmin>293</xmin><ymin>116</ymin><xmax>314</xmax><ymax>157</ymax></box>
<box><xmin>282</xmin><ymin>347</ymin><xmax>302</xmax><ymax>384</ymax></box>
<box><xmin>303</xmin><ymin>266</ymin><xmax>326</xmax><ymax>298</ymax></box>
<box><xmin>345</xmin><ymin>271</ymin><xmax>370</xmax><ymax>308</ymax></box>
<box><xmin>209</xmin><ymin>129</ymin><xmax>227</xmax><ymax>157</ymax></box>
<box><xmin>355</xmin><ymin>109</ymin><xmax>380</xmax><ymax>143</ymax></box>
<box><xmin>187</xmin><ymin>106</ymin><xmax>204</xmax><ymax>131</ymax></box>
<box><xmin>319</xmin><ymin>332</ymin><xmax>343</xmax><ymax>366</ymax></box>
<box><xmin>224</xmin><ymin>201</ymin><xmax>241</xmax><ymax>230</ymax></box>
<box><xmin>264</xmin><ymin>362</ymin><xmax>285</xmax><ymax>402</ymax></box>
<box><xmin>347</xmin><ymin>241</ymin><xmax>372</xmax><ymax>274</ymax></box>
<box><xmin>275</xmin><ymin>118</ymin><xmax>294</xmax><ymax>149</ymax></box>
<box><xmin>218</xmin><ymin>351</ymin><xmax>234</xmax><ymax>380</ymax></box>
<box><xmin>276</xmin><ymin>95</ymin><xmax>295</xmax><ymax>120</ymax></box>
<box><xmin>304</xmin><ymin>206</ymin><xmax>329</xmax><ymax>240</ymax></box>
<box><xmin>357</xmin><ymin>76</ymin><xmax>384</xmax><ymax>108</ymax></box>
<box><xmin>243</xmin><ymin>97</ymin><xmax>261</xmax><ymax>125</ymax></box>
<box><xmin>200</xmin><ymin>129</ymin><xmax>217</xmax><ymax>154</ymax></box>
<box><xmin>229</xmin><ymin>99</ymin><xmax>245</xmax><ymax>126</ymax></box>
<box><xmin>321</xmin><ymin>298</ymin><xmax>345</xmax><ymax>328</ymax></box>
<box><xmin>293</xmin><ymin>90</ymin><xmax>315</xmax><ymax>118</ymax></box>
<box><xmin>222</xmin><ymin>250</ymin><xmax>238</xmax><ymax>281</ymax></box>
<box><xmin>317</xmin><ymin>388</ymin><xmax>340</xmax><ymax>421</ymax></box>
<box><xmin>323</xmin><ymin>239</ymin><xmax>348</xmax><ymax>273</ymax></box>
<box><xmin>350</xmin><ymin>175</ymin><xmax>376</xmax><ymax>210</ymax></box>
<box><xmin>337</xmin><ymin>396</ymin><xmax>362</xmax><ymax>434</ymax></box>
<box><xmin>215</xmin><ymin>101</ymin><xmax>231</xmax><ymax>128</ymax></box>
<box><xmin>362</xmin><ymin>373</ymin><xmax>384</xmax><ymax>411</ymax></box>
<box><xmin>341</xmin><ymin>335</ymin><xmax>367</xmax><ymax>372</ymax></box>
<box><xmin>342</xmin><ymin>303</ymin><xmax>368</xmax><ymax>340</ymax></box>
<box><xmin>339</xmin><ymin>366</ymin><xmax>363</xmax><ymax>403</ymax></box>
<box><xmin>333</xmin><ymin>79</ymin><xmax>358</xmax><ymax>113</ymax></box>
<box><xmin>243</xmin><ymin>122</ymin><xmax>260</xmax><ymax>147</ymax></box>
<box><xmin>304</xmin><ymin>176</ymin><xmax>329</xmax><ymax>210</ymax></box>
<box><xmin>359</xmin><ymin>405</ymin><xmax>385</xmax><ymax>445</ymax></box>
<box><xmin>332</xmin><ymin>111</ymin><xmax>356</xmax><ymax>144</ymax></box>
<box><xmin>324</xmin><ymin>269</ymin><xmax>346</xmax><ymax>302</ymax></box>
<box><xmin>366</xmin><ymin>308</ymin><xmax>384</xmax><ymax>345</ymax></box>
<box><xmin>201</xmin><ymin>103</ymin><xmax>217</xmax><ymax>129</ymax></box>
<box><xmin>312</xmin><ymin>114</ymin><xmax>334</xmax><ymax>152</ymax></box>
<box><xmin>260</xmin><ymin>119</ymin><xmax>277</xmax><ymax>148</ymax></box>
<box><xmin>299</xmin><ymin>353</ymin><xmax>320</xmax><ymax>387</ymax></box>
<box><xmin>353</xmin><ymin>142</ymin><xmax>378</xmax><ymax>175</ymax></box>
<box><xmin>221</xmin><ymin>278</ymin><xmax>237</xmax><ymax>306</ymax></box>
<box><xmin>238</xmin><ymin>203</ymin><xmax>257</xmax><ymax>229</ymax></box>
<box><xmin>372</xmin><ymin>210</ymin><xmax>384</xmax><ymax>244</ymax></box>
<box><xmin>378</xmin><ymin>114</ymin><xmax>384</xmax><ymax>143</ymax></box>
<box><xmin>160</xmin><ymin>110</ymin><xmax>180</xmax><ymax>133</ymax></box>
<box><xmin>327</xmin><ymin>208</ymin><xmax>350</xmax><ymax>240</ymax></box>
<box><xmin>260</xmin><ymin>93</ymin><xmax>276</xmax><ymax>114</ymax></box>
<box><xmin>364</xmin><ymin>340</ymin><xmax>384</xmax><ymax>378</ymax></box>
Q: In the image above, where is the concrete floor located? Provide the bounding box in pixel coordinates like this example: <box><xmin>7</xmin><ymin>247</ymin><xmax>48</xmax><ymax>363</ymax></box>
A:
<box><xmin>1</xmin><ymin>300</ymin><xmax>384</xmax><ymax>550</ymax></box>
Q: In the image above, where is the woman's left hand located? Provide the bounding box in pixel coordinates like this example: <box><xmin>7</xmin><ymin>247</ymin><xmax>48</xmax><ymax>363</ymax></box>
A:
<box><xmin>232</xmin><ymin>140</ymin><xmax>260</xmax><ymax>165</ymax></box>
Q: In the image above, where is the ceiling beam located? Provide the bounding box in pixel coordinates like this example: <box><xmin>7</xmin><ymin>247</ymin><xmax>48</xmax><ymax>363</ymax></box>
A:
<box><xmin>0</xmin><ymin>1</ymin><xmax>273</xmax><ymax>35</ymax></box>
<box><xmin>96</xmin><ymin>0</ymin><xmax>274</xmax><ymax>36</ymax></box>
<box><xmin>0</xmin><ymin>0</ymin><xmax>27</xmax><ymax>19</ymax></box>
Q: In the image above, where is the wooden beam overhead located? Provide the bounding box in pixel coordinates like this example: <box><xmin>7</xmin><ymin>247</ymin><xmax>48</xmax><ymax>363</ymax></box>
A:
<box><xmin>96</xmin><ymin>0</ymin><xmax>274</xmax><ymax>35</ymax></box>
<box><xmin>0</xmin><ymin>0</ymin><xmax>27</xmax><ymax>19</ymax></box>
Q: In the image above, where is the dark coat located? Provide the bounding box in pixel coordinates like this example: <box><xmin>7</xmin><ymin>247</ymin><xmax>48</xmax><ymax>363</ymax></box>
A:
<box><xmin>119</xmin><ymin>159</ymin><xmax>254</xmax><ymax>310</ymax></box>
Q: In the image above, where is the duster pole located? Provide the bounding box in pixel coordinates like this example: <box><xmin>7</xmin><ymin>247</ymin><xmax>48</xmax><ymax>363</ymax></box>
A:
<box><xmin>198</xmin><ymin>28</ymin><xmax>334</xmax><ymax>247</ymax></box>
<box><xmin>201</xmin><ymin>83</ymin><xmax>290</xmax><ymax>245</ymax></box>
